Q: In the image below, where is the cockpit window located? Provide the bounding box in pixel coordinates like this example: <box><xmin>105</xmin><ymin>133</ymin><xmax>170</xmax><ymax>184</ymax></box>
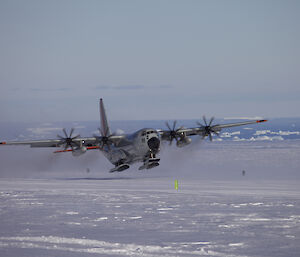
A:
<box><xmin>144</xmin><ymin>130</ymin><xmax>157</xmax><ymax>135</ymax></box>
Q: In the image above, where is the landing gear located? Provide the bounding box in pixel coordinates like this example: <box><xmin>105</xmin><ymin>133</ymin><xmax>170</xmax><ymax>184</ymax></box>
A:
<box><xmin>138</xmin><ymin>155</ymin><xmax>160</xmax><ymax>170</ymax></box>
<box><xmin>110</xmin><ymin>161</ymin><xmax>130</xmax><ymax>172</ymax></box>
<box><xmin>149</xmin><ymin>153</ymin><xmax>157</xmax><ymax>158</ymax></box>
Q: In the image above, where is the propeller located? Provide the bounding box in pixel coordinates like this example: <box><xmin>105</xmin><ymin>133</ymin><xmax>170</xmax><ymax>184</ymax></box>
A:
<box><xmin>97</xmin><ymin>127</ymin><xmax>114</xmax><ymax>150</ymax></box>
<box><xmin>197</xmin><ymin>116</ymin><xmax>220</xmax><ymax>141</ymax></box>
<box><xmin>57</xmin><ymin>128</ymin><xmax>81</xmax><ymax>150</ymax></box>
<box><xmin>165</xmin><ymin>121</ymin><xmax>184</xmax><ymax>145</ymax></box>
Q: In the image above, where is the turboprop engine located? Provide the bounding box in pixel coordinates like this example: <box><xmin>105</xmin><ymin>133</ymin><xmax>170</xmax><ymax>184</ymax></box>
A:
<box><xmin>72</xmin><ymin>147</ymin><xmax>87</xmax><ymax>156</ymax></box>
<box><xmin>176</xmin><ymin>136</ymin><xmax>192</xmax><ymax>148</ymax></box>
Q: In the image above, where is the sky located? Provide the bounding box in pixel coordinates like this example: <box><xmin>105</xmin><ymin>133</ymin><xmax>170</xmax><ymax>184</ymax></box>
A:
<box><xmin>0</xmin><ymin>0</ymin><xmax>299</xmax><ymax>122</ymax></box>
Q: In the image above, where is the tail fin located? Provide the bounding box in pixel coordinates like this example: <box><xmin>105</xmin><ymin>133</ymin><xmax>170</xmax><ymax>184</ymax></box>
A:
<box><xmin>99</xmin><ymin>98</ymin><xmax>111</xmax><ymax>136</ymax></box>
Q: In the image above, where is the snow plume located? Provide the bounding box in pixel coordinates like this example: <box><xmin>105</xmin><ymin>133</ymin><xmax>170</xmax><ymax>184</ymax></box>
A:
<box><xmin>155</xmin><ymin>140</ymin><xmax>300</xmax><ymax>180</ymax></box>
<box><xmin>0</xmin><ymin>146</ymin><xmax>109</xmax><ymax>178</ymax></box>
<box><xmin>1</xmin><ymin>140</ymin><xmax>300</xmax><ymax>180</ymax></box>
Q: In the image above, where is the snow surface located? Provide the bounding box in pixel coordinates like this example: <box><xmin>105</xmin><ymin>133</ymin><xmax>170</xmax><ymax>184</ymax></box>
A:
<box><xmin>0</xmin><ymin>178</ymin><xmax>299</xmax><ymax>257</ymax></box>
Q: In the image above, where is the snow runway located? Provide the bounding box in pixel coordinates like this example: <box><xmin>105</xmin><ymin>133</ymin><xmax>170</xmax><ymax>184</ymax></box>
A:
<box><xmin>0</xmin><ymin>178</ymin><xmax>299</xmax><ymax>257</ymax></box>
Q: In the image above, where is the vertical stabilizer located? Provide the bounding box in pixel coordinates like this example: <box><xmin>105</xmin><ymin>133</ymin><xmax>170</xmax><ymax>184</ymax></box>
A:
<box><xmin>99</xmin><ymin>98</ymin><xmax>111</xmax><ymax>136</ymax></box>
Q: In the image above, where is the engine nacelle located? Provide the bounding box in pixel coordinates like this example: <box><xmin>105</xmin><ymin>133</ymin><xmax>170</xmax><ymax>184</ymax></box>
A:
<box><xmin>176</xmin><ymin>136</ymin><xmax>192</xmax><ymax>147</ymax></box>
<box><xmin>72</xmin><ymin>147</ymin><xmax>87</xmax><ymax>156</ymax></box>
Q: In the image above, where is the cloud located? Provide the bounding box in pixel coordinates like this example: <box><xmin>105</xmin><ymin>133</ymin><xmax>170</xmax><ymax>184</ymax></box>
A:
<box><xmin>94</xmin><ymin>86</ymin><xmax>110</xmax><ymax>90</ymax></box>
<box><xmin>113</xmin><ymin>85</ymin><xmax>145</xmax><ymax>90</ymax></box>
<box><xmin>94</xmin><ymin>85</ymin><xmax>174</xmax><ymax>91</ymax></box>
<box><xmin>29</xmin><ymin>88</ymin><xmax>72</xmax><ymax>92</ymax></box>
<box><xmin>157</xmin><ymin>85</ymin><xmax>173</xmax><ymax>89</ymax></box>
<box><xmin>94</xmin><ymin>85</ymin><xmax>145</xmax><ymax>91</ymax></box>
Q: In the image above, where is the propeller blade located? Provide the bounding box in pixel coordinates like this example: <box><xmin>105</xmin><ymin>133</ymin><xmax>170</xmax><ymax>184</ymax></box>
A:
<box><xmin>164</xmin><ymin>120</ymin><xmax>184</xmax><ymax>145</ymax></box>
<box><xmin>211</xmin><ymin>129</ymin><xmax>220</xmax><ymax>136</ymax></box>
<box><xmin>104</xmin><ymin>126</ymin><xmax>109</xmax><ymax>137</ymax></box>
<box><xmin>203</xmin><ymin>116</ymin><xmax>208</xmax><ymax>126</ymax></box>
<box><xmin>173</xmin><ymin>120</ymin><xmax>177</xmax><ymax>131</ymax></box>
<box><xmin>63</xmin><ymin>128</ymin><xmax>68</xmax><ymax>138</ymax></box>
<box><xmin>71</xmin><ymin>134</ymin><xmax>80</xmax><ymax>140</ymax></box>
<box><xmin>97</xmin><ymin>127</ymin><xmax>103</xmax><ymax>137</ymax></box>
<box><xmin>196</xmin><ymin>116</ymin><xmax>219</xmax><ymax>141</ymax></box>
<box><xmin>57</xmin><ymin>128</ymin><xmax>81</xmax><ymax>150</ymax></box>
<box><xmin>197</xmin><ymin>121</ymin><xmax>204</xmax><ymax>127</ymax></box>
<box><xmin>209</xmin><ymin>117</ymin><xmax>214</xmax><ymax>126</ymax></box>
<box><xmin>69</xmin><ymin>128</ymin><xmax>75</xmax><ymax>138</ymax></box>
<box><xmin>165</xmin><ymin>122</ymin><xmax>171</xmax><ymax>131</ymax></box>
<box><xmin>57</xmin><ymin>135</ymin><xmax>64</xmax><ymax>140</ymax></box>
<box><xmin>176</xmin><ymin>126</ymin><xmax>184</xmax><ymax>132</ymax></box>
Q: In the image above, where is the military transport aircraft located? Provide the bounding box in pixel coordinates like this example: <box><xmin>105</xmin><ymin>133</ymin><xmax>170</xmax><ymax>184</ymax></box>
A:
<box><xmin>0</xmin><ymin>99</ymin><xmax>267</xmax><ymax>172</ymax></box>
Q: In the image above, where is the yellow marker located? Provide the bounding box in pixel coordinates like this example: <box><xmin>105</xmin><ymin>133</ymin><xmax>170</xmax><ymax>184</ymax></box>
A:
<box><xmin>175</xmin><ymin>179</ymin><xmax>178</xmax><ymax>190</ymax></box>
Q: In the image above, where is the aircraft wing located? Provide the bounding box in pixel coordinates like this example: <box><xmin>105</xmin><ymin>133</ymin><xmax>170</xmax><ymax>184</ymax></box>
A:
<box><xmin>159</xmin><ymin>119</ymin><xmax>267</xmax><ymax>141</ymax></box>
<box><xmin>0</xmin><ymin>136</ymin><xmax>123</xmax><ymax>149</ymax></box>
<box><xmin>211</xmin><ymin>119</ymin><xmax>268</xmax><ymax>130</ymax></box>
<box><xmin>0</xmin><ymin>139</ymin><xmax>62</xmax><ymax>147</ymax></box>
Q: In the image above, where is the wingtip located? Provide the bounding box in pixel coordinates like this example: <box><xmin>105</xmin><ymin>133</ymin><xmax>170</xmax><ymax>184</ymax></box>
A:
<box><xmin>0</xmin><ymin>142</ymin><xmax>6</xmax><ymax>145</ymax></box>
<box><xmin>256</xmin><ymin>119</ymin><xmax>268</xmax><ymax>123</ymax></box>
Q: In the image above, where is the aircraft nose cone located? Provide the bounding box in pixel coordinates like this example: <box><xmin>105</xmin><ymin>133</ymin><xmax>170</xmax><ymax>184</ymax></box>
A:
<box><xmin>147</xmin><ymin>137</ymin><xmax>160</xmax><ymax>153</ymax></box>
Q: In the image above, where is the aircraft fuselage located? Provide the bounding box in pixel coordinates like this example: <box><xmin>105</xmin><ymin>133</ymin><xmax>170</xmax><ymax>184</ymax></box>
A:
<box><xmin>102</xmin><ymin>128</ymin><xmax>160</xmax><ymax>170</ymax></box>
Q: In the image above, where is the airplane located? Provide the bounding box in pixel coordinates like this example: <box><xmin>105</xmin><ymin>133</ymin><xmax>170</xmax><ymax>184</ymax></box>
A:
<box><xmin>0</xmin><ymin>99</ymin><xmax>267</xmax><ymax>172</ymax></box>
